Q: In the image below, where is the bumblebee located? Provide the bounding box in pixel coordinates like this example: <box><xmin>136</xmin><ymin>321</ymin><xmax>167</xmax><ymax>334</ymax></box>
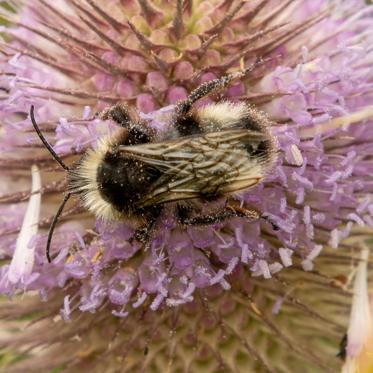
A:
<box><xmin>30</xmin><ymin>60</ymin><xmax>278</xmax><ymax>262</ymax></box>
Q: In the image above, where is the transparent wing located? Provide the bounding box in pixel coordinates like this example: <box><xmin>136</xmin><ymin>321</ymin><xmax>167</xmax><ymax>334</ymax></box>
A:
<box><xmin>118</xmin><ymin>129</ymin><xmax>272</xmax><ymax>207</ymax></box>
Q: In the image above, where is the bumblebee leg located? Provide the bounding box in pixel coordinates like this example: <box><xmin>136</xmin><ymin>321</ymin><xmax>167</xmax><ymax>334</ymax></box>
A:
<box><xmin>178</xmin><ymin>204</ymin><xmax>279</xmax><ymax>230</ymax></box>
<box><xmin>228</xmin><ymin>205</ymin><xmax>279</xmax><ymax>231</ymax></box>
<box><xmin>132</xmin><ymin>222</ymin><xmax>158</xmax><ymax>244</ymax></box>
<box><xmin>130</xmin><ymin>208</ymin><xmax>162</xmax><ymax>250</ymax></box>
<box><xmin>179</xmin><ymin>206</ymin><xmax>258</xmax><ymax>225</ymax></box>
<box><xmin>130</xmin><ymin>222</ymin><xmax>156</xmax><ymax>251</ymax></box>
<box><xmin>100</xmin><ymin>103</ymin><xmax>154</xmax><ymax>144</ymax></box>
<box><xmin>174</xmin><ymin>58</ymin><xmax>267</xmax><ymax>120</ymax></box>
<box><xmin>100</xmin><ymin>102</ymin><xmax>133</xmax><ymax>128</ymax></box>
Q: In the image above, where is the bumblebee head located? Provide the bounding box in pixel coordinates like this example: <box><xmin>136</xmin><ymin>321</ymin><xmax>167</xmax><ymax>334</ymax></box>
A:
<box><xmin>30</xmin><ymin>106</ymin><xmax>121</xmax><ymax>262</ymax></box>
<box><xmin>67</xmin><ymin>140</ymin><xmax>120</xmax><ymax>221</ymax></box>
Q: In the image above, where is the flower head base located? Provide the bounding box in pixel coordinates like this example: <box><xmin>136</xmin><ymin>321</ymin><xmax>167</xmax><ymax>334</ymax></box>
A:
<box><xmin>0</xmin><ymin>245</ymin><xmax>361</xmax><ymax>372</ymax></box>
<box><xmin>0</xmin><ymin>0</ymin><xmax>373</xmax><ymax>371</ymax></box>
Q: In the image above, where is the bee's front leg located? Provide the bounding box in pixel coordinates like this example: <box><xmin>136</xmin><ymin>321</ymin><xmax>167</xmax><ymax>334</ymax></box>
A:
<box><xmin>132</xmin><ymin>226</ymin><xmax>149</xmax><ymax>243</ymax></box>
<box><xmin>129</xmin><ymin>223</ymin><xmax>156</xmax><ymax>251</ymax></box>
<box><xmin>129</xmin><ymin>208</ymin><xmax>162</xmax><ymax>250</ymax></box>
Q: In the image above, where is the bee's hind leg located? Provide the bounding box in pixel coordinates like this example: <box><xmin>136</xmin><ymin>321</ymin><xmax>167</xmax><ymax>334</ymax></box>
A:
<box><xmin>178</xmin><ymin>203</ymin><xmax>279</xmax><ymax>231</ymax></box>
<box><xmin>230</xmin><ymin>205</ymin><xmax>279</xmax><ymax>231</ymax></box>
<box><xmin>173</xmin><ymin>58</ymin><xmax>267</xmax><ymax>121</ymax></box>
<box><xmin>178</xmin><ymin>205</ymin><xmax>259</xmax><ymax>225</ymax></box>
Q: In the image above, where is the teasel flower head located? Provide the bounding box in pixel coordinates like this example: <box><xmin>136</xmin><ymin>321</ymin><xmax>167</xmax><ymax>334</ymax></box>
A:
<box><xmin>0</xmin><ymin>0</ymin><xmax>373</xmax><ymax>371</ymax></box>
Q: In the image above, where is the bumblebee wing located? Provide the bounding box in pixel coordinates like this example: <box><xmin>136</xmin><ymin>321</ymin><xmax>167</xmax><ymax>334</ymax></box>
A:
<box><xmin>118</xmin><ymin>129</ymin><xmax>275</xmax><ymax>207</ymax></box>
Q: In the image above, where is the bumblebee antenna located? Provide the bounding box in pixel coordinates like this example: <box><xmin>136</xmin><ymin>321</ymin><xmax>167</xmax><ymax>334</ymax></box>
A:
<box><xmin>46</xmin><ymin>193</ymin><xmax>71</xmax><ymax>263</ymax></box>
<box><xmin>30</xmin><ymin>105</ymin><xmax>69</xmax><ymax>171</ymax></box>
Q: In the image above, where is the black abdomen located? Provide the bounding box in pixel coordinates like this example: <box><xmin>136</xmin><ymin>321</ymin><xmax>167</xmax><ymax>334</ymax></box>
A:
<box><xmin>97</xmin><ymin>150</ymin><xmax>161</xmax><ymax>214</ymax></box>
<box><xmin>241</xmin><ymin>116</ymin><xmax>273</xmax><ymax>161</ymax></box>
